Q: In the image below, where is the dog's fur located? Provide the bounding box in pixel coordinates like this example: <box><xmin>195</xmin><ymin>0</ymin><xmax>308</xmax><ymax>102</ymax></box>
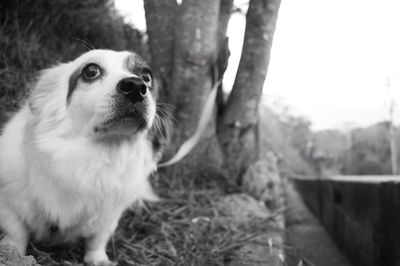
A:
<box><xmin>0</xmin><ymin>50</ymin><xmax>170</xmax><ymax>265</ymax></box>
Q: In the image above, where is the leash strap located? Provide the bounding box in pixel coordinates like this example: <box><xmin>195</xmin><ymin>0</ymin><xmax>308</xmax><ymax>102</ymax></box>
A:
<box><xmin>158</xmin><ymin>80</ymin><xmax>221</xmax><ymax>168</ymax></box>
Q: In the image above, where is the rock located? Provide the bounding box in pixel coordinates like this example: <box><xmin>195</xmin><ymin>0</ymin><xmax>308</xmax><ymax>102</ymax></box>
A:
<box><xmin>242</xmin><ymin>152</ymin><xmax>281</xmax><ymax>209</ymax></box>
<box><xmin>215</xmin><ymin>194</ymin><xmax>284</xmax><ymax>266</ymax></box>
<box><xmin>215</xmin><ymin>193</ymin><xmax>271</xmax><ymax>226</ymax></box>
<box><xmin>0</xmin><ymin>244</ymin><xmax>40</xmax><ymax>266</ymax></box>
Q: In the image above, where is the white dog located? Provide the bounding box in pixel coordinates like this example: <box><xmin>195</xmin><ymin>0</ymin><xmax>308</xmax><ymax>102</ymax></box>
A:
<box><xmin>0</xmin><ymin>49</ymin><xmax>170</xmax><ymax>265</ymax></box>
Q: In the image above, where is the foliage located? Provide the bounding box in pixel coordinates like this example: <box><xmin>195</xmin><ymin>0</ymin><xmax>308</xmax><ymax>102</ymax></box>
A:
<box><xmin>259</xmin><ymin>104</ymin><xmax>316</xmax><ymax>177</ymax></box>
<box><xmin>313</xmin><ymin>122</ymin><xmax>399</xmax><ymax>176</ymax></box>
<box><xmin>260</xmin><ymin>100</ymin><xmax>400</xmax><ymax>177</ymax></box>
<box><xmin>0</xmin><ymin>0</ymin><xmax>145</xmax><ymax>123</ymax></box>
<box><xmin>345</xmin><ymin>122</ymin><xmax>392</xmax><ymax>175</ymax></box>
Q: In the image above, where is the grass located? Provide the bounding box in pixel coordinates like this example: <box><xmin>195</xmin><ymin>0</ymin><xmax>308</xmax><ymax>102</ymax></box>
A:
<box><xmin>27</xmin><ymin>176</ymin><xmax>280</xmax><ymax>266</ymax></box>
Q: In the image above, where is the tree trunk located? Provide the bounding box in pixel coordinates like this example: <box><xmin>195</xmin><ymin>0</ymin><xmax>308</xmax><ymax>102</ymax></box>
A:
<box><xmin>169</xmin><ymin>0</ymin><xmax>219</xmax><ymax>142</ymax></box>
<box><xmin>143</xmin><ymin>0</ymin><xmax>177</xmax><ymax>101</ymax></box>
<box><xmin>167</xmin><ymin>0</ymin><xmax>224</xmax><ymax>179</ymax></box>
<box><xmin>216</xmin><ymin>0</ymin><xmax>233</xmax><ymax>115</ymax></box>
<box><xmin>144</xmin><ymin>0</ymin><xmax>281</xmax><ymax>183</ymax></box>
<box><xmin>218</xmin><ymin>0</ymin><xmax>281</xmax><ymax>182</ymax></box>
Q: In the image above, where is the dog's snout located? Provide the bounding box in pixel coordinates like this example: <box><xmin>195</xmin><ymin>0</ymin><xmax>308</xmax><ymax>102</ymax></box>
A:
<box><xmin>117</xmin><ymin>77</ymin><xmax>147</xmax><ymax>103</ymax></box>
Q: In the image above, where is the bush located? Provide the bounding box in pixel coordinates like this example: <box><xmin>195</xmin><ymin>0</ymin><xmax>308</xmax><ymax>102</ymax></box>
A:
<box><xmin>0</xmin><ymin>0</ymin><xmax>145</xmax><ymax>122</ymax></box>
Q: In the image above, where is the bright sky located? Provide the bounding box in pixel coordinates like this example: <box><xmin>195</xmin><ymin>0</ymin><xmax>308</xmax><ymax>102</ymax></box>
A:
<box><xmin>115</xmin><ymin>0</ymin><xmax>400</xmax><ymax>130</ymax></box>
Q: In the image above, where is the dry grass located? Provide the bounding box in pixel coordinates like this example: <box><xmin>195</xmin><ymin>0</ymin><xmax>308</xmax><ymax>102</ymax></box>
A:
<box><xmin>27</xmin><ymin>177</ymin><xmax>276</xmax><ymax>266</ymax></box>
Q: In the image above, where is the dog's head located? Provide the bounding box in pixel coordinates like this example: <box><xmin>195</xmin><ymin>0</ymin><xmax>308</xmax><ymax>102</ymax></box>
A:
<box><xmin>29</xmin><ymin>50</ymin><xmax>161</xmax><ymax>141</ymax></box>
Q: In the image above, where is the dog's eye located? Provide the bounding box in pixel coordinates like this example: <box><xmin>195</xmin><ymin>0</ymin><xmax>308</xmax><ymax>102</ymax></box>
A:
<box><xmin>141</xmin><ymin>70</ymin><xmax>152</xmax><ymax>84</ymax></box>
<box><xmin>82</xmin><ymin>64</ymin><xmax>101</xmax><ymax>81</ymax></box>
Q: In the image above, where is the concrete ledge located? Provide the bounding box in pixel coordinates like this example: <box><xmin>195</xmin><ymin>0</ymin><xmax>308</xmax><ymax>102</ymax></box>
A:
<box><xmin>292</xmin><ymin>175</ymin><xmax>400</xmax><ymax>266</ymax></box>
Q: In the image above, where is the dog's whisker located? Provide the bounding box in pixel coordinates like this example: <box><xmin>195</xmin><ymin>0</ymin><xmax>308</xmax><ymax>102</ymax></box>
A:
<box><xmin>156</xmin><ymin>103</ymin><xmax>174</xmax><ymax>114</ymax></box>
<box><xmin>156</xmin><ymin>105</ymin><xmax>175</xmax><ymax>123</ymax></box>
<box><xmin>152</xmin><ymin>115</ymin><xmax>167</xmax><ymax>142</ymax></box>
<box><xmin>156</xmin><ymin>102</ymin><xmax>174</xmax><ymax>108</ymax></box>
<box><xmin>156</xmin><ymin>109</ymin><xmax>172</xmax><ymax>120</ymax></box>
<box><xmin>72</xmin><ymin>37</ymin><xmax>96</xmax><ymax>51</ymax></box>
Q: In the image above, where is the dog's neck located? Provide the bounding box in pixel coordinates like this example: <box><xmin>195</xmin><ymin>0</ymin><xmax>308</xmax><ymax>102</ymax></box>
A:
<box><xmin>91</xmin><ymin>130</ymin><xmax>148</xmax><ymax>147</ymax></box>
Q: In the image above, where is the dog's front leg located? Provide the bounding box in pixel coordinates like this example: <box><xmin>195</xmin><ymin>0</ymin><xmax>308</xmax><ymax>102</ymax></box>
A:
<box><xmin>0</xmin><ymin>205</ymin><xmax>29</xmax><ymax>255</ymax></box>
<box><xmin>83</xmin><ymin>219</ymin><xmax>119</xmax><ymax>266</ymax></box>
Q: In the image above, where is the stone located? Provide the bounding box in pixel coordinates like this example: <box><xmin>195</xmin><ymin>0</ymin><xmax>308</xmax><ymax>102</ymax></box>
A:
<box><xmin>0</xmin><ymin>244</ymin><xmax>39</xmax><ymax>266</ymax></box>
<box><xmin>215</xmin><ymin>193</ymin><xmax>271</xmax><ymax>226</ymax></box>
<box><xmin>215</xmin><ymin>194</ymin><xmax>284</xmax><ymax>266</ymax></box>
<box><xmin>242</xmin><ymin>152</ymin><xmax>281</xmax><ymax>209</ymax></box>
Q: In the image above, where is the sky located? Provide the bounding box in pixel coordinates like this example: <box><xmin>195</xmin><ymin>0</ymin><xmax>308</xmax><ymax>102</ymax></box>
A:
<box><xmin>114</xmin><ymin>0</ymin><xmax>400</xmax><ymax>131</ymax></box>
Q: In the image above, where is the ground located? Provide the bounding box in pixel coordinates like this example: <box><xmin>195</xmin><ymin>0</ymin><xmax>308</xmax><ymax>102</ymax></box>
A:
<box><xmin>284</xmin><ymin>183</ymin><xmax>351</xmax><ymax>266</ymax></box>
<box><xmin>0</xmin><ymin>170</ymin><xmax>284</xmax><ymax>266</ymax></box>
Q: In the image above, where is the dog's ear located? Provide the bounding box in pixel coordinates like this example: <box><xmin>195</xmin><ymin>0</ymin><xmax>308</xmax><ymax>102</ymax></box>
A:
<box><xmin>29</xmin><ymin>64</ymin><xmax>69</xmax><ymax>115</ymax></box>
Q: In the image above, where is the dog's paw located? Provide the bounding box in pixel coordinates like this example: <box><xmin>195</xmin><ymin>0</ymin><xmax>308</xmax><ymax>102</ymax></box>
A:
<box><xmin>85</xmin><ymin>260</ymin><xmax>117</xmax><ymax>266</ymax></box>
<box><xmin>0</xmin><ymin>236</ymin><xmax>27</xmax><ymax>256</ymax></box>
<box><xmin>84</xmin><ymin>250</ymin><xmax>116</xmax><ymax>266</ymax></box>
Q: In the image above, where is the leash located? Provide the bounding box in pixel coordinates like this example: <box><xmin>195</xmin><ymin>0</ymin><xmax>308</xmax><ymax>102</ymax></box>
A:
<box><xmin>158</xmin><ymin>80</ymin><xmax>221</xmax><ymax>168</ymax></box>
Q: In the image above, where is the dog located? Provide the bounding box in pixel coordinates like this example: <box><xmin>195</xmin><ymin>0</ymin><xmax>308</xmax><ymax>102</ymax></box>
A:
<box><xmin>0</xmin><ymin>49</ymin><xmax>171</xmax><ymax>265</ymax></box>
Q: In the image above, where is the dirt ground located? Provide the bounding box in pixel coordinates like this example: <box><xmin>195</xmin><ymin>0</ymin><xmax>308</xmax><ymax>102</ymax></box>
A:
<box><xmin>284</xmin><ymin>183</ymin><xmax>351</xmax><ymax>266</ymax></box>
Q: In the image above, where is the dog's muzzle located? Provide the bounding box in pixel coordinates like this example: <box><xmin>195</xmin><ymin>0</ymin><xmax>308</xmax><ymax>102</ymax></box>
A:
<box><xmin>117</xmin><ymin>77</ymin><xmax>147</xmax><ymax>103</ymax></box>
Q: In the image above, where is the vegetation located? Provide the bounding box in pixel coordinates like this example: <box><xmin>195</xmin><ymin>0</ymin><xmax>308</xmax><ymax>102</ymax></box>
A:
<box><xmin>31</xmin><ymin>181</ymin><xmax>274</xmax><ymax>266</ymax></box>
<box><xmin>259</xmin><ymin>104</ymin><xmax>316</xmax><ymax>177</ymax></box>
<box><xmin>265</xmin><ymin>102</ymin><xmax>399</xmax><ymax>176</ymax></box>
<box><xmin>0</xmin><ymin>0</ymin><xmax>144</xmax><ymax>123</ymax></box>
<box><xmin>314</xmin><ymin>122</ymin><xmax>399</xmax><ymax>175</ymax></box>
<box><xmin>261</xmin><ymin>99</ymin><xmax>400</xmax><ymax>177</ymax></box>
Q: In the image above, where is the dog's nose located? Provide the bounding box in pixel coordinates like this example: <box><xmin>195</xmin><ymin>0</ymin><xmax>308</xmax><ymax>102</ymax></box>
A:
<box><xmin>117</xmin><ymin>77</ymin><xmax>147</xmax><ymax>103</ymax></box>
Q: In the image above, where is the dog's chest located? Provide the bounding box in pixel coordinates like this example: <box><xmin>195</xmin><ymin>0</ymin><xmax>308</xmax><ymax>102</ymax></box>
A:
<box><xmin>29</xmin><ymin>138</ymin><xmax>156</xmax><ymax>235</ymax></box>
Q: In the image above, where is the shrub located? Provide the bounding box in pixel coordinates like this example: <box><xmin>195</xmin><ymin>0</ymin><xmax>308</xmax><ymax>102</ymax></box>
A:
<box><xmin>0</xmin><ymin>0</ymin><xmax>145</xmax><ymax>122</ymax></box>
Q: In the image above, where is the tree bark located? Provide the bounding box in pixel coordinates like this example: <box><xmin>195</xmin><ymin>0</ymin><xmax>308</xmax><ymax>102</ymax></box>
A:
<box><xmin>169</xmin><ymin>0</ymin><xmax>220</xmax><ymax>143</ymax></box>
<box><xmin>161</xmin><ymin>0</ymin><xmax>222</xmax><ymax>179</ymax></box>
<box><xmin>218</xmin><ymin>0</ymin><xmax>233</xmax><ymax>45</ymax></box>
<box><xmin>216</xmin><ymin>0</ymin><xmax>233</xmax><ymax>114</ymax></box>
<box><xmin>143</xmin><ymin>0</ymin><xmax>177</xmax><ymax>101</ymax></box>
<box><xmin>218</xmin><ymin>0</ymin><xmax>281</xmax><ymax>180</ymax></box>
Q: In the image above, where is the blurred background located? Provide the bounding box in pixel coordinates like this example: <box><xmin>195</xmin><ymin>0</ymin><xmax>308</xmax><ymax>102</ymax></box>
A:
<box><xmin>75</xmin><ymin>0</ymin><xmax>400</xmax><ymax>178</ymax></box>
<box><xmin>2</xmin><ymin>0</ymin><xmax>399</xmax><ymax>178</ymax></box>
